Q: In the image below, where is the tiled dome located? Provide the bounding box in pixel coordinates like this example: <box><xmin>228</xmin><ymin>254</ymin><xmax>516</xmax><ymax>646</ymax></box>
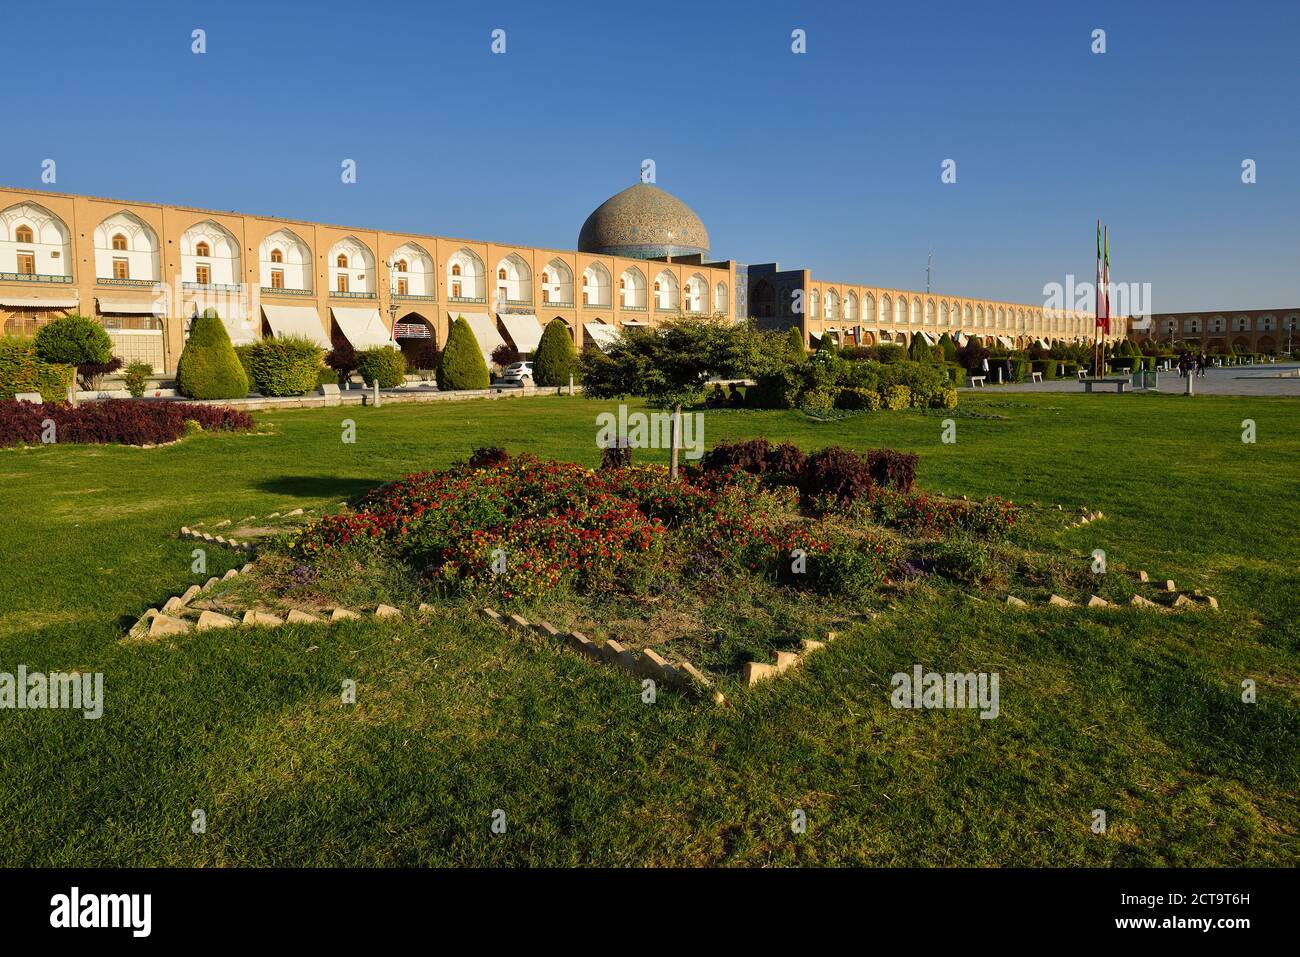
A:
<box><xmin>578</xmin><ymin>183</ymin><xmax>709</xmax><ymax>259</ymax></box>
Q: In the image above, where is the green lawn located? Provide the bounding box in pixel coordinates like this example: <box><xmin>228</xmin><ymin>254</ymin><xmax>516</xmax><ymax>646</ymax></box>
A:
<box><xmin>0</xmin><ymin>391</ymin><xmax>1296</xmax><ymax>866</ymax></box>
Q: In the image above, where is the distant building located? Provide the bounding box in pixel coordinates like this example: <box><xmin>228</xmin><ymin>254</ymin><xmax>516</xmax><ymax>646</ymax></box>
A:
<box><xmin>0</xmin><ymin>180</ymin><xmax>1113</xmax><ymax>373</ymax></box>
<box><xmin>1129</xmin><ymin>309</ymin><xmax>1298</xmax><ymax>353</ymax></box>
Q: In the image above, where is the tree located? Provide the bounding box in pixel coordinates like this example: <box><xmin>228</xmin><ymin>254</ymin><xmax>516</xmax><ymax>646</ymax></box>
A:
<box><xmin>907</xmin><ymin>334</ymin><xmax>934</xmax><ymax>362</ymax></box>
<box><xmin>937</xmin><ymin>331</ymin><xmax>958</xmax><ymax>362</ymax></box>
<box><xmin>34</xmin><ymin>314</ymin><xmax>120</xmax><ymax>396</ymax></box>
<box><xmin>532</xmin><ymin>319</ymin><xmax>578</xmax><ymax>386</ymax></box>
<box><xmin>175</xmin><ymin>309</ymin><xmax>249</xmax><ymax>399</ymax></box>
<box><xmin>436</xmin><ymin>315</ymin><xmax>490</xmax><ymax>390</ymax></box>
<box><xmin>581</xmin><ymin>314</ymin><xmax>764</xmax><ymax>479</ymax></box>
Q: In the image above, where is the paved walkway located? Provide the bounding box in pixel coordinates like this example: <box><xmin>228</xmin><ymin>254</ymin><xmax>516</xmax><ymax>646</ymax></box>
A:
<box><xmin>960</xmin><ymin>363</ymin><xmax>1300</xmax><ymax>397</ymax></box>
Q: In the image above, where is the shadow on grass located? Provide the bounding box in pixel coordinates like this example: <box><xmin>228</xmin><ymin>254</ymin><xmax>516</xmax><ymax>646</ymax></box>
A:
<box><xmin>255</xmin><ymin>475</ymin><xmax>385</xmax><ymax>502</ymax></box>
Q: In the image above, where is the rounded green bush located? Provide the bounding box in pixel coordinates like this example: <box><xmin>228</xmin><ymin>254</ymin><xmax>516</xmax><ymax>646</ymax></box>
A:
<box><xmin>34</xmin><ymin>314</ymin><xmax>113</xmax><ymax>368</ymax></box>
<box><xmin>175</xmin><ymin>311</ymin><xmax>249</xmax><ymax>400</ymax></box>
<box><xmin>436</xmin><ymin>317</ymin><xmax>490</xmax><ymax>390</ymax></box>
<box><xmin>883</xmin><ymin>384</ymin><xmax>912</xmax><ymax>410</ymax></box>
<box><xmin>355</xmin><ymin>346</ymin><xmax>407</xmax><ymax>388</ymax></box>
<box><xmin>533</xmin><ymin>318</ymin><xmax>578</xmax><ymax>387</ymax></box>
<box><xmin>798</xmin><ymin>387</ymin><xmax>836</xmax><ymax>416</ymax></box>
<box><xmin>245</xmin><ymin>336</ymin><xmax>324</xmax><ymax>396</ymax></box>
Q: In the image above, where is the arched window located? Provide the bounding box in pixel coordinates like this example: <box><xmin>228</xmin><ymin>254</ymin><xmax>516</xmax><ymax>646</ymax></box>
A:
<box><xmin>619</xmin><ymin>278</ymin><xmax>625</xmax><ymax>289</ymax></box>
<box><xmin>270</xmin><ymin>248</ymin><xmax>283</xmax><ymax>263</ymax></box>
<box><xmin>541</xmin><ymin>272</ymin><xmax>549</xmax><ymax>284</ymax></box>
<box><xmin>15</xmin><ymin>225</ymin><xmax>33</xmax><ymax>244</ymax></box>
<box><xmin>452</xmin><ymin>264</ymin><xmax>461</xmax><ymax>276</ymax></box>
<box><xmin>396</xmin><ymin>259</ymin><xmax>408</xmax><ymax>272</ymax></box>
<box><xmin>111</xmin><ymin>233</ymin><xmax>128</xmax><ymax>251</ymax></box>
<box><xmin>337</xmin><ymin>254</ymin><xmax>349</xmax><ymax>268</ymax></box>
<box><xmin>195</xmin><ymin>241</ymin><xmax>210</xmax><ymax>257</ymax></box>
<box><xmin>654</xmin><ymin>281</ymin><xmax>661</xmax><ymax>292</ymax></box>
<box><xmin>498</xmin><ymin>268</ymin><xmax>507</xmax><ymax>280</ymax></box>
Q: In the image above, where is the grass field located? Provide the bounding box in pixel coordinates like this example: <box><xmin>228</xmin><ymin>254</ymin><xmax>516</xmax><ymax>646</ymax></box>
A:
<box><xmin>0</xmin><ymin>391</ymin><xmax>1296</xmax><ymax>866</ymax></box>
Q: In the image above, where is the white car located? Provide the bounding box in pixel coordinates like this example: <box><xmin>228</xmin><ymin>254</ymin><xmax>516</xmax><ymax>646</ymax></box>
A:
<box><xmin>496</xmin><ymin>361</ymin><xmax>534</xmax><ymax>387</ymax></box>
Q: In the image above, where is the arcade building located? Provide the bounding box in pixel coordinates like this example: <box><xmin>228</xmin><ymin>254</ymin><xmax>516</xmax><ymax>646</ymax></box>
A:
<box><xmin>0</xmin><ymin>180</ymin><xmax>1117</xmax><ymax>375</ymax></box>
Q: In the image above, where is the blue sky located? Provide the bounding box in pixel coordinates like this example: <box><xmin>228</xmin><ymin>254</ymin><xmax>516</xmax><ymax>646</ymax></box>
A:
<box><xmin>5</xmin><ymin>0</ymin><xmax>1297</xmax><ymax>311</ymax></box>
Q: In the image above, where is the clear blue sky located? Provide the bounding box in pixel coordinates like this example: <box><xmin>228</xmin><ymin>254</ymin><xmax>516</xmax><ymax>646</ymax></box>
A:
<box><xmin>5</xmin><ymin>0</ymin><xmax>1297</xmax><ymax>311</ymax></box>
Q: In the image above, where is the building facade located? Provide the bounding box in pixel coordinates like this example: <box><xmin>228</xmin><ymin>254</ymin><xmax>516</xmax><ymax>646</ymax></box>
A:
<box><xmin>1129</xmin><ymin>309</ymin><xmax>1299</xmax><ymax>353</ymax></box>
<box><xmin>0</xmin><ymin>181</ymin><xmax>1120</xmax><ymax>375</ymax></box>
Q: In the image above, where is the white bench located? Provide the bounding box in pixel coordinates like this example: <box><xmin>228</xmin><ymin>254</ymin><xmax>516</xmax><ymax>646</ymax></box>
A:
<box><xmin>1029</xmin><ymin>371</ymin><xmax>1043</xmax><ymax>383</ymax></box>
<box><xmin>1077</xmin><ymin>370</ymin><xmax>1088</xmax><ymax>381</ymax></box>
<box><xmin>968</xmin><ymin>375</ymin><xmax>986</xmax><ymax>388</ymax></box>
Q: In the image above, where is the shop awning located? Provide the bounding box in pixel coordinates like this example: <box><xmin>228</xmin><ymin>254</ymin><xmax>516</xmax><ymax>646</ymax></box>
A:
<box><xmin>620</xmin><ymin>319</ymin><xmax>648</xmax><ymax>327</ymax></box>
<box><xmin>0</xmin><ymin>295</ymin><xmax>78</xmax><ymax>308</ymax></box>
<box><xmin>997</xmin><ymin>335</ymin><xmax>1015</xmax><ymax>348</ymax></box>
<box><xmin>498</xmin><ymin>313</ymin><xmax>544</xmax><ymax>353</ymax></box>
<box><xmin>330</xmin><ymin>306</ymin><xmax>391</xmax><ymax>350</ymax></box>
<box><xmin>261</xmin><ymin>304</ymin><xmax>330</xmax><ymax>349</ymax></box>
<box><xmin>456</xmin><ymin>312</ymin><xmax>506</xmax><ymax>359</ymax></box>
<box><xmin>97</xmin><ymin>298</ymin><xmax>162</xmax><ymax>316</ymax></box>
<box><xmin>584</xmin><ymin>322</ymin><xmax>621</xmax><ymax>352</ymax></box>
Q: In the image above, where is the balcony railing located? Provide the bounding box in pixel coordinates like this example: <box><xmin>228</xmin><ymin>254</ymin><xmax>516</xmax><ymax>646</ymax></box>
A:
<box><xmin>503</xmin><ymin>298</ymin><xmax>532</xmax><ymax>306</ymax></box>
<box><xmin>1</xmin><ymin>272</ymin><xmax>73</xmax><ymax>284</ymax></box>
<box><xmin>541</xmin><ymin>300</ymin><xmax>573</xmax><ymax>308</ymax></box>
<box><xmin>655</xmin><ymin>306</ymin><xmax>678</xmax><ymax>313</ymax></box>
<box><xmin>393</xmin><ymin>293</ymin><xmax>436</xmax><ymax>302</ymax></box>
<box><xmin>619</xmin><ymin>304</ymin><xmax>647</xmax><ymax>311</ymax></box>
<box><xmin>330</xmin><ymin>290</ymin><xmax>376</xmax><ymax>299</ymax></box>
<box><xmin>97</xmin><ymin>277</ymin><xmax>157</xmax><ymax>287</ymax></box>
<box><xmin>183</xmin><ymin>281</ymin><xmax>243</xmax><ymax>293</ymax></box>
<box><xmin>261</xmin><ymin>286</ymin><xmax>313</xmax><ymax>296</ymax></box>
<box><xmin>448</xmin><ymin>295</ymin><xmax>486</xmax><ymax>304</ymax></box>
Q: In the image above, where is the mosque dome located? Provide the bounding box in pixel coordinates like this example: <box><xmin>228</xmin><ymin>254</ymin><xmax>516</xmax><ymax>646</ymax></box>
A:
<box><xmin>577</xmin><ymin>183</ymin><xmax>709</xmax><ymax>259</ymax></box>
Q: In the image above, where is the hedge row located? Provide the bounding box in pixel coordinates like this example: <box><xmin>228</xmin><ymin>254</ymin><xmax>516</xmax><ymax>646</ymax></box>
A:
<box><xmin>0</xmin><ymin>337</ymin><xmax>75</xmax><ymax>402</ymax></box>
<box><xmin>698</xmin><ymin>439</ymin><xmax>918</xmax><ymax>499</ymax></box>
<box><xmin>0</xmin><ymin>399</ymin><xmax>254</xmax><ymax>447</ymax></box>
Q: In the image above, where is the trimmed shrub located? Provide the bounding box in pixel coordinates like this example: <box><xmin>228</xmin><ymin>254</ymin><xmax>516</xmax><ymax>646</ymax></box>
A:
<box><xmin>931</xmin><ymin>386</ymin><xmax>958</xmax><ymax>410</ymax></box>
<box><xmin>438</xmin><ymin>316</ymin><xmax>491</xmax><ymax>390</ymax></box>
<box><xmin>801</xmin><ymin>447</ymin><xmax>875</xmax><ymax>503</ymax></box>
<box><xmin>784</xmin><ymin>326</ymin><xmax>808</xmax><ymax>361</ymax></box>
<box><xmin>834</xmin><ymin>387</ymin><xmax>882</xmax><ymax>411</ymax></box>
<box><xmin>175</xmin><ymin>311</ymin><xmax>249</xmax><ymax>400</ymax></box>
<box><xmin>798</xmin><ymin>387</ymin><xmax>836</xmax><ymax>416</ymax></box>
<box><xmin>402</xmin><ymin>339</ymin><xmax>439</xmax><ymax>373</ymax></box>
<box><xmin>532</xmin><ymin>318</ymin><xmax>578</xmax><ymax>387</ymax></box>
<box><xmin>355</xmin><ymin>346</ymin><xmax>407</xmax><ymax>388</ymax></box>
<box><xmin>882</xmin><ymin>384</ymin><xmax>911</xmax><ymax>410</ymax></box>
<box><xmin>33</xmin><ymin>314</ymin><xmax>113</xmax><ymax>368</ymax></box>
<box><xmin>0</xmin><ymin>399</ymin><xmax>254</xmax><ymax>447</ymax></box>
<box><xmin>0</xmin><ymin>337</ymin><xmax>75</xmax><ymax>402</ymax></box>
<box><xmin>745</xmin><ymin>370</ymin><xmax>800</xmax><ymax>409</ymax></box>
<box><xmin>244</xmin><ymin>336</ymin><xmax>324</xmax><ymax>396</ymax></box>
<box><xmin>123</xmin><ymin>361</ymin><xmax>153</xmax><ymax>398</ymax></box>
<box><xmin>316</xmin><ymin>367</ymin><xmax>339</xmax><ymax>387</ymax></box>
<box><xmin>492</xmin><ymin>342</ymin><xmax>523</xmax><ymax>367</ymax></box>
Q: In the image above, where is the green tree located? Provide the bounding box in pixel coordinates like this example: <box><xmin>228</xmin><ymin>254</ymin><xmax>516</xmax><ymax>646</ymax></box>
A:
<box><xmin>937</xmin><ymin>331</ymin><xmax>958</xmax><ymax>361</ymax></box>
<box><xmin>581</xmin><ymin>314</ymin><xmax>764</xmax><ymax>479</ymax></box>
<box><xmin>33</xmin><ymin>314</ymin><xmax>113</xmax><ymax>368</ymax></box>
<box><xmin>533</xmin><ymin>318</ymin><xmax>578</xmax><ymax>386</ymax></box>
<box><xmin>175</xmin><ymin>309</ymin><xmax>249</xmax><ymax>399</ymax></box>
<box><xmin>907</xmin><ymin>334</ymin><xmax>934</xmax><ymax>362</ymax></box>
<box><xmin>436</xmin><ymin>316</ymin><xmax>490</xmax><ymax>390</ymax></box>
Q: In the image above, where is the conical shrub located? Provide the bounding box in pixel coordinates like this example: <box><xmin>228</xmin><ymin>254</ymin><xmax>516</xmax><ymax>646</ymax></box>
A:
<box><xmin>436</xmin><ymin>316</ymin><xmax>490</xmax><ymax>390</ymax></box>
<box><xmin>533</xmin><ymin>318</ymin><xmax>578</xmax><ymax>386</ymax></box>
<box><xmin>175</xmin><ymin>309</ymin><xmax>249</xmax><ymax>399</ymax></box>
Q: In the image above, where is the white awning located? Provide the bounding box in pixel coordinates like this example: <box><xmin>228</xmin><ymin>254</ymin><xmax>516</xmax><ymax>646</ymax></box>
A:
<box><xmin>918</xmin><ymin>331</ymin><xmax>936</xmax><ymax>345</ymax></box>
<box><xmin>97</xmin><ymin>298</ymin><xmax>162</xmax><ymax>316</ymax></box>
<box><xmin>584</xmin><ymin>322</ymin><xmax>621</xmax><ymax>352</ymax></box>
<box><xmin>262</xmin><ymin>304</ymin><xmax>330</xmax><ymax>349</ymax></box>
<box><xmin>997</xmin><ymin>335</ymin><xmax>1014</xmax><ymax>348</ymax></box>
<box><xmin>0</xmin><ymin>296</ymin><xmax>78</xmax><ymax>308</ymax></box>
<box><xmin>498</xmin><ymin>313</ymin><xmax>543</xmax><ymax>353</ymax></box>
<box><xmin>457</xmin><ymin>312</ymin><xmax>506</xmax><ymax>360</ymax></box>
<box><xmin>330</xmin><ymin>306</ymin><xmax>391</xmax><ymax>350</ymax></box>
<box><xmin>620</xmin><ymin>319</ymin><xmax>648</xmax><ymax>327</ymax></box>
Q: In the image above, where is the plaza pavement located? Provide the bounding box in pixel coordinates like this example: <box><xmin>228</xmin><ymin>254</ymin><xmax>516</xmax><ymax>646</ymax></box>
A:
<box><xmin>959</xmin><ymin>362</ymin><xmax>1300</xmax><ymax>397</ymax></box>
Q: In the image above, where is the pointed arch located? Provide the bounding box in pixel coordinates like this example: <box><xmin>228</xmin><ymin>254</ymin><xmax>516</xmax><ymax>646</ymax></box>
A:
<box><xmin>94</xmin><ymin>210</ymin><xmax>160</xmax><ymax>283</ymax></box>
<box><xmin>181</xmin><ymin>220</ymin><xmax>241</xmax><ymax>286</ymax></box>
<box><xmin>259</xmin><ymin>228</ymin><xmax>312</xmax><ymax>291</ymax></box>
<box><xmin>582</xmin><ymin>262</ymin><xmax>611</xmax><ymax>307</ymax></box>
<box><xmin>620</xmin><ymin>266</ymin><xmax>646</xmax><ymax>309</ymax></box>
<box><xmin>541</xmin><ymin>258</ymin><xmax>574</xmax><ymax>306</ymax></box>
<box><xmin>447</xmin><ymin>248</ymin><xmax>485</xmax><ymax>301</ymax></box>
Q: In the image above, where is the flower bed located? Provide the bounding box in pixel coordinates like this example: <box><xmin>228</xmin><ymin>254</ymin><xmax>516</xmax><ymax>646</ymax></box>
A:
<box><xmin>0</xmin><ymin>399</ymin><xmax>255</xmax><ymax>447</ymax></box>
<box><xmin>295</xmin><ymin>451</ymin><xmax>824</xmax><ymax>600</ymax></box>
